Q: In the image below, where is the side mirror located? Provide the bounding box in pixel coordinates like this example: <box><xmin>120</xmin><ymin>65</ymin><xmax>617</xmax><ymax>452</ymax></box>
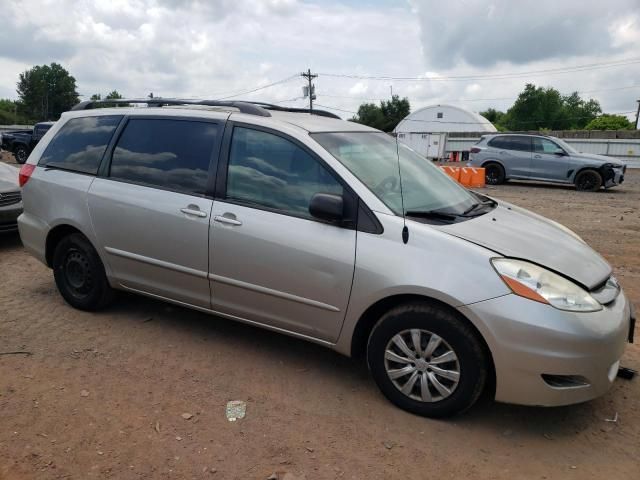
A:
<box><xmin>309</xmin><ymin>193</ymin><xmax>344</xmax><ymax>223</ymax></box>
<box><xmin>553</xmin><ymin>149</ymin><xmax>566</xmax><ymax>156</ymax></box>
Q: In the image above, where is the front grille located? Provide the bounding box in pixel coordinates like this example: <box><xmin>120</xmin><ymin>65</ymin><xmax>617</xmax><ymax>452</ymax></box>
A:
<box><xmin>0</xmin><ymin>191</ymin><xmax>21</xmax><ymax>207</ymax></box>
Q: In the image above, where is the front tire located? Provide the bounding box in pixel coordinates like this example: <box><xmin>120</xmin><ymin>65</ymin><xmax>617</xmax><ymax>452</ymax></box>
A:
<box><xmin>484</xmin><ymin>163</ymin><xmax>505</xmax><ymax>185</ymax></box>
<box><xmin>575</xmin><ymin>169</ymin><xmax>602</xmax><ymax>192</ymax></box>
<box><xmin>52</xmin><ymin>233</ymin><xmax>114</xmax><ymax>311</ymax></box>
<box><xmin>367</xmin><ymin>302</ymin><xmax>488</xmax><ymax>418</ymax></box>
<box><xmin>14</xmin><ymin>145</ymin><xmax>29</xmax><ymax>164</ymax></box>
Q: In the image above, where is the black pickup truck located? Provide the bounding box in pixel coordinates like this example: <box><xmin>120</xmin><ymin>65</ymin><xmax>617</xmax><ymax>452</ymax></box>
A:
<box><xmin>0</xmin><ymin>122</ymin><xmax>54</xmax><ymax>164</ymax></box>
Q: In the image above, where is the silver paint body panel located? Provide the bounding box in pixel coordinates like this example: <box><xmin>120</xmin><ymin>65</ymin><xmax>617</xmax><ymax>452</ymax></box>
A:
<box><xmin>18</xmin><ymin>106</ymin><xmax>631</xmax><ymax>408</ymax></box>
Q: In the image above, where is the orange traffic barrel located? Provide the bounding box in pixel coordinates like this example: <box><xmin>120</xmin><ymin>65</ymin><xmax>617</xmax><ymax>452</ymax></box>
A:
<box><xmin>459</xmin><ymin>167</ymin><xmax>485</xmax><ymax>187</ymax></box>
<box><xmin>470</xmin><ymin>167</ymin><xmax>485</xmax><ymax>187</ymax></box>
<box><xmin>440</xmin><ymin>166</ymin><xmax>460</xmax><ymax>182</ymax></box>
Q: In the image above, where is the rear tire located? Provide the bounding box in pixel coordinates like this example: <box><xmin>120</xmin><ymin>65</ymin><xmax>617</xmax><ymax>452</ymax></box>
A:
<box><xmin>52</xmin><ymin>233</ymin><xmax>114</xmax><ymax>311</ymax></box>
<box><xmin>575</xmin><ymin>169</ymin><xmax>602</xmax><ymax>192</ymax></box>
<box><xmin>484</xmin><ymin>163</ymin><xmax>505</xmax><ymax>185</ymax></box>
<box><xmin>367</xmin><ymin>302</ymin><xmax>488</xmax><ymax>418</ymax></box>
<box><xmin>14</xmin><ymin>145</ymin><xmax>29</xmax><ymax>164</ymax></box>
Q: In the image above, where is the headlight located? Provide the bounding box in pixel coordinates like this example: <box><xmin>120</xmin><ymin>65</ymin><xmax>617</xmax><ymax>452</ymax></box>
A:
<box><xmin>491</xmin><ymin>258</ymin><xmax>601</xmax><ymax>312</ymax></box>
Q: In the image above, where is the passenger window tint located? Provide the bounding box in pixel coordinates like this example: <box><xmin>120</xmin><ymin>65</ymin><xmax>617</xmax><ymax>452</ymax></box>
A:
<box><xmin>226</xmin><ymin>127</ymin><xmax>343</xmax><ymax>218</ymax></box>
<box><xmin>110</xmin><ymin>119</ymin><xmax>218</xmax><ymax>195</ymax></box>
<box><xmin>39</xmin><ymin>116</ymin><xmax>121</xmax><ymax>174</ymax></box>
<box><xmin>509</xmin><ymin>136</ymin><xmax>531</xmax><ymax>152</ymax></box>
<box><xmin>488</xmin><ymin>137</ymin><xmax>510</xmax><ymax>150</ymax></box>
<box><xmin>534</xmin><ymin>138</ymin><xmax>562</xmax><ymax>154</ymax></box>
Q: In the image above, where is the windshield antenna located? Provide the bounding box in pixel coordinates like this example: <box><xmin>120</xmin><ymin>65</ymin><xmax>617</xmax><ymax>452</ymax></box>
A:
<box><xmin>395</xmin><ymin>134</ymin><xmax>409</xmax><ymax>244</ymax></box>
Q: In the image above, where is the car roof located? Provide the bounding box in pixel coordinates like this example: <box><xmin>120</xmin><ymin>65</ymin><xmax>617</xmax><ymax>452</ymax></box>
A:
<box><xmin>486</xmin><ymin>133</ymin><xmax>553</xmax><ymax>139</ymax></box>
<box><xmin>60</xmin><ymin>103</ymin><xmax>378</xmax><ymax>134</ymax></box>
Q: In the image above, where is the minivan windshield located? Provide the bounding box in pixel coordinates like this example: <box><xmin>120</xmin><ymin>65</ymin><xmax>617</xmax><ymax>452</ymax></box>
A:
<box><xmin>312</xmin><ymin>132</ymin><xmax>478</xmax><ymax>217</ymax></box>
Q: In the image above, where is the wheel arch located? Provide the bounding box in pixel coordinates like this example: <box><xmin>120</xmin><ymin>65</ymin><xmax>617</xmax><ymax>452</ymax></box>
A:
<box><xmin>45</xmin><ymin>224</ymin><xmax>89</xmax><ymax>267</ymax></box>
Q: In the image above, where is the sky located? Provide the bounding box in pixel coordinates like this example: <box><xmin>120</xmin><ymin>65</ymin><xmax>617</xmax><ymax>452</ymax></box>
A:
<box><xmin>1</xmin><ymin>0</ymin><xmax>640</xmax><ymax>120</ymax></box>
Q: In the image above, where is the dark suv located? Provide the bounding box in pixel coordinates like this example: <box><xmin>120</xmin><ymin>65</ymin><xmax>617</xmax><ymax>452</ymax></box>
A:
<box><xmin>1</xmin><ymin>122</ymin><xmax>54</xmax><ymax>164</ymax></box>
<box><xmin>468</xmin><ymin>134</ymin><xmax>626</xmax><ymax>191</ymax></box>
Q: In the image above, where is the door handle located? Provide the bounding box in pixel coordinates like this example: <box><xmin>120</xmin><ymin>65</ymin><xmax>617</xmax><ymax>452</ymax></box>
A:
<box><xmin>180</xmin><ymin>207</ymin><xmax>207</xmax><ymax>218</ymax></box>
<box><xmin>533</xmin><ymin>154</ymin><xmax>542</xmax><ymax>158</ymax></box>
<box><xmin>214</xmin><ymin>215</ymin><xmax>242</xmax><ymax>226</ymax></box>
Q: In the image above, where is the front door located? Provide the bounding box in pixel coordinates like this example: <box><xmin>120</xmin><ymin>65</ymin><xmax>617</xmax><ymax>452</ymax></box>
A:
<box><xmin>88</xmin><ymin>117</ymin><xmax>221</xmax><ymax>308</ymax></box>
<box><xmin>209</xmin><ymin>125</ymin><xmax>356</xmax><ymax>342</ymax></box>
<box><xmin>529</xmin><ymin>137</ymin><xmax>569</xmax><ymax>181</ymax></box>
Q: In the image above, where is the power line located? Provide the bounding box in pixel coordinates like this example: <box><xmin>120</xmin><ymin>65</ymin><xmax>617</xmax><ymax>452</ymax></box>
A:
<box><xmin>318</xmin><ymin>58</ymin><xmax>640</xmax><ymax>82</ymax></box>
<box><xmin>214</xmin><ymin>74</ymin><xmax>299</xmax><ymax>100</ymax></box>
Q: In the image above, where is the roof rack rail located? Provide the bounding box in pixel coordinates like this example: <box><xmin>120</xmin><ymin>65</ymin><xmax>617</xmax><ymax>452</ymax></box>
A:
<box><xmin>70</xmin><ymin>98</ymin><xmax>272</xmax><ymax>117</ymax></box>
<box><xmin>70</xmin><ymin>98</ymin><xmax>343</xmax><ymax>120</ymax></box>
<box><xmin>247</xmin><ymin>102</ymin><xmax>342</xmax><ymax>119</ymax></box>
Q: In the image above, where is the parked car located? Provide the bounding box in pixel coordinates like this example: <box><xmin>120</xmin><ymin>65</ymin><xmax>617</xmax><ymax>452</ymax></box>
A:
<box><xmin>468</xmin><ymin>133</ymin><xmax>627</xmax><ymax>191</ymax></box>
<box><xmin>18</xmin><ymin>100</ymin><xmax>634</xmax><ymax>417</ymax></box>
<box><xmin>0</xmin><ymin>162</ymin><xmax>22</xmax><ymax>233</ymax></box>
<box><xmin>1</xmin><ymin>122</ymin><xmax>55</xmax><ymax>164</ymax></box>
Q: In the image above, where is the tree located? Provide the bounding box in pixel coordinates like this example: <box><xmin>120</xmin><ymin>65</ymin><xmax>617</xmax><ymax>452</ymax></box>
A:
<box><xmin>480</xmin><ymin>108</ymin><xmax>507</xmax><ymax>130</ymax></box>
<box><xmin>105</xmin><ymin>90</ymin><xmax>123</xmax><ymax>100</ymax></box>
<box><xmin>0</xmin><ymin>99</ymin><xmax>29</xmax><ymax>124</ymax></box>
<box><xmin>351</xmin><ymin>95</ymin><xmax>410</xmax><ymax>131</ymax></box>
<box><xmin>585</xmin><ymin>114</ymin><xmax>633</xmax><ymax>130</ymax></box>
<box><xmin>16</xmin><ymin>63</ymin><xmax>79</xmax><ymax>121</ymax></box>
<box><xmin>561</xmin><ymin>92</ymin><xmax>601</xmax><ymax>129</ymax></box>
<box><xmin>499</xmin><ymin>84</ymin><xmax>602</xmax><ymax>131</ymax></box>
<box><xmin>90</xmin><ymin>93</ymin><xmax>102</xmax><ymax>101</ymax></box>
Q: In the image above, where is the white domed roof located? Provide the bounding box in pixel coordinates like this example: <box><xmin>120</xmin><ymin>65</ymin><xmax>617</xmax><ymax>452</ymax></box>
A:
<box><xmin>394</xmin><ymin>104</ymin><xmax>497</xmax><ymax>133</ymax></box>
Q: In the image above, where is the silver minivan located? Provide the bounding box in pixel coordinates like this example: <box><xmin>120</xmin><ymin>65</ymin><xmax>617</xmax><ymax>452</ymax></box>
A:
<box><xmin>18</xmin><ymin>100</ymin><xmax>634</xmax><ymax>417</ymax></box>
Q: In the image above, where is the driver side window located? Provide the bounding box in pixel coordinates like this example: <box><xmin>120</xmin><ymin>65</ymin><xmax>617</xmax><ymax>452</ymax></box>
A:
<box><xmin>534</xmin><ymin>138</ymin><xmax>562</xmax><ymax>154</ymax></box>
<box><xmin>226</xmin><ymin>127</ymin><xmax>343</xmax><ymax>219</ymax></box>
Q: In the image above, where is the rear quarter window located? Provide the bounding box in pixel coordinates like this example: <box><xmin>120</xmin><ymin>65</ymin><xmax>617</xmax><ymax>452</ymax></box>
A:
<box><xmin>39</xmin><ymin>116</ymin><xmax>122</xmax><ymax>174</ymax></box>
<box><xmin>487</xmin><ymin>137</ymin><xmax>510</xmax><ymax>150</ymax></box>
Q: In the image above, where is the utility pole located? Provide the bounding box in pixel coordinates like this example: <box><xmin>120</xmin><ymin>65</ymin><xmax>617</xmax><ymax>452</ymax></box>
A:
<box><xmin>390</xmin><ymin>85</ymin><xmax>393</xmax><ymax>98</ymax></box>
<box><xmin>301</xmin><ymin>69</ymin><xmax>317</xmax><ymax>113</ymax></box>
<box><xmin>635</xmin><ymin>99</ymin><xmax>640</xmax><ymax>129</ymax></box>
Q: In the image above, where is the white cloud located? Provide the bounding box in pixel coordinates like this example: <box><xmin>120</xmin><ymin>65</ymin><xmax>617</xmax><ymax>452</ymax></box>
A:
<box><xmin>0</xmin><ymin>0</ymin><xmax>638</xmax><ymax>121</ymax></box>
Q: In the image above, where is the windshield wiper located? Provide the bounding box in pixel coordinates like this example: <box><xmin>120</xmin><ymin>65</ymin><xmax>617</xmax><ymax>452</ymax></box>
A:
<box><xmin>462</xmin><ymin>199</ymin><xmax>496</xmax><ymax>216</ymax></box>
<box><xmin>405</xmin><ymin>210</ymin><xmax>460</xmax><ymax>220</ymax></box>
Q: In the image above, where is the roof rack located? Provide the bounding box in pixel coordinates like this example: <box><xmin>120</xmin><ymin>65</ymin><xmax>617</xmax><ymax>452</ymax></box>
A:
<box><xmin>247</xmin><ymin>102</ymin><xmax>342</xmax><ymax>119</ymax></box>
<box><xmin>70</xmin><ymin>98</ymin><xmax>342</xmax><ymax>119</ymax></box>
<box><xmin>71</xmin><ymin>98</ymin><xmax>272</xmax><ymax>116</ymax></box>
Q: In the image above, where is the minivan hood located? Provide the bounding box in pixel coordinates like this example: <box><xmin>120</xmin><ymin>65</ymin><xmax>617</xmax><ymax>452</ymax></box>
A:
<box><xmin>573</xmin><ymin>152</ymin><xmax>625</xmax><ymax>166</ymax></box>
<box><xmin>434</xmin><ymin>202</ymin><xmax>611</xmax><ymax>290</ymax></box>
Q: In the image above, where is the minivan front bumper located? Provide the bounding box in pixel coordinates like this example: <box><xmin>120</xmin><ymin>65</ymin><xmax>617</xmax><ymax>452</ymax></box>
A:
<box><xmin>459</xmin><ymin>290</ymin><xmax>632</xmax><ymax>407</ymax></box>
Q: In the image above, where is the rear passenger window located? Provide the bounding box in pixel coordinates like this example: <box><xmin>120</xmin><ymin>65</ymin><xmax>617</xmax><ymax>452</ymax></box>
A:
<box><xmin>509</xmin><ymin>136</ymin><xmax>531</xmax><ymax>152</ymax></box>
<box><xmin>488</xmin><ymin>137</ymin><xmax>510</xmax><ymax>150</ymax></box>
<box><xmin>110</xmin><ymin>119</ymin><xmax>218</xmax><ymax>195</ymax></box>
<box><xmin>226</xmin><ymin>127</ymin><xmax>343</xmax><ymax>219</ymax></box>
<box><xmin>39</xmin><ymin>116</ymin><xmax>122</xmax><ymax>174</ymax></box>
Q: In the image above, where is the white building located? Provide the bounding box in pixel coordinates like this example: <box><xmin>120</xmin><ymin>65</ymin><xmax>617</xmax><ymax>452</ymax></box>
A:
<box><xmin>394</xmin><ymin>104</ymin><xmax>496</xmax><ymax>160</ymax></box>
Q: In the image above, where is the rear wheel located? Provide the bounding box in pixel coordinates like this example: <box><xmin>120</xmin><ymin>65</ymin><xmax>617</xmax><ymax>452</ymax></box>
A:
<box><xmin>14</xmin><ymin>145</ymin><xmax>29</xmax><ymax>164</ymax></box>
<box><xmin>575</xmin><ymin>169</ymin><xmax>602</xmax><ymax>192</ymax></box>
<box><xmin>52</xmin><ymin>233</ymin><xmax>114</xmax><ymax>311</ymax></box>
<box><xmin>484</xmin><ymin>163</ymin><xmax>505</xmax><ymax>185</ymax></box>
<box><xmin>367</xmin><ymin>302</ymin><xmax>488</xmax><ymax>418</ymax></box>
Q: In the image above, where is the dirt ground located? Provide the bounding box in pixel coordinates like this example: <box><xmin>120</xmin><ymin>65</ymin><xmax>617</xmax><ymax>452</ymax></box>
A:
<box><xmin>1</xmin><ymin>151</ymin><xmax>638</xmax><ymax>480</ymax></box>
